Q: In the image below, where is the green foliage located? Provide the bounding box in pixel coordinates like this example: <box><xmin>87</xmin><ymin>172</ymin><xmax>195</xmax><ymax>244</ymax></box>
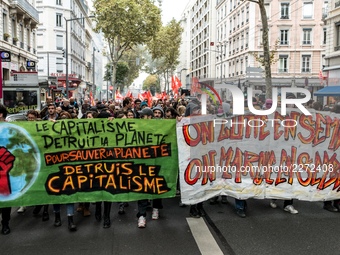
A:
<box><xmin>103</xmin><ymin>46</ymin><xmax>145</xmax><ymax>91</ymax></box>
<box><xmin>116</xmin><ymin>62</ymin><xmax>129</xmax><ymax>86</ymax></box>
<box><xmin>93</xmin><ymin>0</ymin><xmax>162</xmax><ymax>90</ymax></box>
<box><xmin>250</xmin><ymin>39</ymin><xmax>279</xmax><ymax>66</ymax></box>
<box><xmin>147</xmin><ymin>19</ymin><xmax>183</xmax><ymax>72</ymax></box>
<box><xmin>142</xmin><ymin>74</ymin><xmax>160</xmax><ymax>93</ymax></box>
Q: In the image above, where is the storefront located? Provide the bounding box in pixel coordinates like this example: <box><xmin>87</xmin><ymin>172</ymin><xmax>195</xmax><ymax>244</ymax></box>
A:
<box><xmin>49</xmin><ymin>73</ymin><xmax>82</xmax><ymax>99</ymax></box>
<box><xmin>3</xmin><ymin>71</ymin><xmax>40</xmax><ymax>114</ymax></box>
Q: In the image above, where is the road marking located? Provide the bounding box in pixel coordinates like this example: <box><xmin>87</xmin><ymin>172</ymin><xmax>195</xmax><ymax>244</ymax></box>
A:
<box><xmin>187</xmin><ymin>217</ymin><xmax>224</xmax><ymax>255</ymax></box>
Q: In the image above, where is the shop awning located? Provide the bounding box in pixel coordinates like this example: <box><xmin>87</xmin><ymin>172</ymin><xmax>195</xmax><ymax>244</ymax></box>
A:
<box><xmin>314</xmin><ymin>86</ymin><xmax>340</xmax><ymax>96</ymax></box>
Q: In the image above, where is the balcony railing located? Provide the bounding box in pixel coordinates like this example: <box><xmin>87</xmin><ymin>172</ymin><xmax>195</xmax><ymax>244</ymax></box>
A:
<box><xmin>11</xmin><ymin>0</ymin><xmax>39</xmax><ymax>22</ymax></box>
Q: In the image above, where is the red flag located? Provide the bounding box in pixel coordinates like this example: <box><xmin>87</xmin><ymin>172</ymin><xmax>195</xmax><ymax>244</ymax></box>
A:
<box><xmin>125</xmin><ymin>90</ymin><xmax>133</xmax><ymax>98</ymax></box>
<box><xmin>161</xmin><ymin>91</ymin><xmax>167</xmax><ymax>100</ymax></box>
<box><xmin>138</xmin><ymin>93</ymin><xmax>144</xmax><ymax>101</ymax></box>
<box><xmin>115</xmin><ymin>90</ymin><xmax>123</xmax><ymax>101</ymax></box>
<box><xmin>89</xmin><ymin>91</ymin><xmax>95</xmax><ymax>106</ymax></box>
<box><xmin>171</xmin><ymin>76</ymin><xmax>182</xmax><ymax>95</ymax></box>
<box><xmin>175</xmin><ymin>76</ymin><xmax>182</xmax><ymax>93</ymax></box>
<box><xmin>147</xmin><ymin>90</ymin><xmax>152</xmax><ymax>107</ymax></box>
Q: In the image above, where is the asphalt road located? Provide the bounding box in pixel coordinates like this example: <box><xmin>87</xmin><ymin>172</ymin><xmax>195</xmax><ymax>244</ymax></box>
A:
<box><xmin>0</xmin><ymin>197</ymin><xmax>339</xmax><ymax>255</ymax></box>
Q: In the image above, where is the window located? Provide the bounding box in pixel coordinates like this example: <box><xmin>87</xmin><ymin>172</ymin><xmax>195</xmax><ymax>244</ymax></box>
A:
<box><xmin>56</xmin><ymin>35</ymin><xmax>63</xmax><ymax>50</ymax></box>
<box><xmin>280</xmin><ymin>29</ymin><xmax>289</xmax><ymax>45</ymax></box>
<box><xmin>281</xmin><ymin>3</ymin><xmax>289</xmax><ymax>19</ymax></box>
<box><xmin>303</xmin><ymin>2</ymin><xmax>313</xmax><ymax>19</ymax></box>
<box><xmin>56</xmin><ymin>0</ymin><xmax>62</xmax><ymax>5</ymax></box>
<box><xmin>241</xmin><ymin>8</ymin><xmax>244</xmax><ymax>24</ymax></box>
<box><xmin>246</xmin><ymin>5</ymin><xmax>249</xmax><ymax>22</ymax></box>
<box><xmin>302</xmin><ymin>55</ymin><xmax>311</xmax><ymax>72</ymax></box>
<box><xmin>323</xmin><ymin>28</ymin><xmax>327</xmax><ymax>44</ymax></box>
<box><xmin>264</xmin><ymin>3</ymin><xmax>270</xmax><ymax>19</ymax></box>
<box><xmin>2</xmin><ymin>13</ymin><xmax>8</xmax><ymax>34</ymax></box>
<box><xmin>11</xmin><ymin>18</ymin><xmax>16</xmax><ymax>38</ymax></box>
<box><xmin>56</xmin><ymin>58</ymin><xmax>63</xmax><ymax>72</ymax></box>
<box><xmin>302</xmin><ymin>28</ymin><xmax>312</xmax><ymax>44</ymax></box>
<box><xmin>33</xmin><ymin>32</ymin><xmax>36</xmax><ymax>52</ymax></box>
<box><xmin>56</xmin><ymin>13</ymin><xmax>62</xmax><ymax>27</ymax></box>
<box><xmin>336</xmin><ymin>0</ymin><xmax>340</xmax><ymax>8</ymax></box>
<box><xmin>335</xmin><ymin>23</ymin><xmax>340</xmax><ymax>50</ymax></box>
<box><xmin>27</xmin><ymin>28</ymin><xmax>30</xmax><ymax>51</ymax></box>
<box><xmin>279</xmin><ymin>55</ymin><xmax>288</xmax><ymax>72</ymax></box>
<box><xmin>19</xmin><ymin>24</ymin><xmax>23</xmax><ymax>42</ymax></box>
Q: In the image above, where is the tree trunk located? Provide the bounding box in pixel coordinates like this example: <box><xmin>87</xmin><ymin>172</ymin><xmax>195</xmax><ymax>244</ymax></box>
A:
<box><xmin>258</xmin><ymin>0</ymin><xmax>273</xmax><ymax>99</ymax></box>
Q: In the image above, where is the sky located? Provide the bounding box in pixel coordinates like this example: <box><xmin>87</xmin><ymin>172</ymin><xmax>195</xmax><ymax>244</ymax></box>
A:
<box><xmin>161</xmin><ymin>0</ymin><xmax>191</xmax><ymax>24</ymax></box>
<box><xmin>86</xmin><ymin>0</ymin><xmax>191</xmax><ymax>91</ymax></box>
<box><xmin>132</xmin><ymin>0</ymin><xmax>190</xmax><ymax>88</ymax></box>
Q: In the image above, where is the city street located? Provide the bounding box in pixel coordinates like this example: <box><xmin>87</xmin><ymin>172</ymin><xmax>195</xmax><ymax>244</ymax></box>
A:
<box><xmin>1</xmin><ymin>196</ymin><xmax>339</xmax><ymax>255</ymax></box>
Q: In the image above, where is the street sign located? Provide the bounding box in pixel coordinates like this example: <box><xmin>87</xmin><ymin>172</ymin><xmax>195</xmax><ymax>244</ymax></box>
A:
<box><xmin>26</xmin><ymin>60</ymin><xmax>36</xmax><ymax>70</ymax></box>
<box><xmin>8</xmin><ymin>71</ymin><xmax>38</xmax><ymax>86</ymax></box>
<box><xmin>1</xmin><ymin>51</ymin><xmax>11</xmax><ymax>62</ymax></box>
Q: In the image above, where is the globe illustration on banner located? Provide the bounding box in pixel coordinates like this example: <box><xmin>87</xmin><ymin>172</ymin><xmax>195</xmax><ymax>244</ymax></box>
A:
<box><xmin>0</xmin><ymin>123</ymin><xmax>40</xmax><ymax>201</ymax></box>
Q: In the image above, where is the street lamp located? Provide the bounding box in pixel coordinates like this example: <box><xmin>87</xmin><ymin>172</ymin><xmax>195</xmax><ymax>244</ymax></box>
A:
<box><xmin>65</xmin><ymin>15</ymin><xmax>94</xmax><ymax>98</ymax></box>
<box><xmin>205</xmin><ymin>42</ymin><xmax>227</xmax><ymax>84</ymax></box>
<box><xmin>92</xmin><ymin>47</ymin><xmax>100</xmax><ymax>100</ymax></box>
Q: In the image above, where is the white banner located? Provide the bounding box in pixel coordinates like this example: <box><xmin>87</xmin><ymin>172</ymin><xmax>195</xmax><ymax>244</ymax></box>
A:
<box><xmin>177</xmin><ymin>110</ymin><xmax>340</xmax><ymax>204</ymax></box>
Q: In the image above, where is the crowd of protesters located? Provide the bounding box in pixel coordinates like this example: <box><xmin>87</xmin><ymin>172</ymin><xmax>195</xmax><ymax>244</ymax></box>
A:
<box><xmin>1</xmin><ymin>92</ymin><xmax>340</xmax><ymax>234</ymax></box>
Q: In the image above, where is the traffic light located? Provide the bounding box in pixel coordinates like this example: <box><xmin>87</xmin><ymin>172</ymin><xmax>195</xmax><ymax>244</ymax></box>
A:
<box><xmin>62</xmin><ymin>49</ymin><xmax>65</xmax><ymax>58</ymax></box>
<box><xmin>243</xmin><ymin>87</ymin><xmax>247</xmax><ymax>99</ymax></box>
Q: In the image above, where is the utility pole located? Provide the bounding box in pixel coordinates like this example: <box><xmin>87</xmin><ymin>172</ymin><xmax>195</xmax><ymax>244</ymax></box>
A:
<box><xmin>93</xmin><ymin>47</ymin><xmax>96</xmax><ymax>100</ymax></box>
<box><xmin>64</xmin><ymin>16</ymin><xmax>94</xmax><ymax>98</ymax></box>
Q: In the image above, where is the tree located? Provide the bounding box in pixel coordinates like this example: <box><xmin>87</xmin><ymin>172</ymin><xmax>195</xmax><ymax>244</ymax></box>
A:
<box><xmin>142</xmin><ymin>74</ymin><xmax>160</xmax><ymax>94</ymax></box>
<box><xmin>246</xmin><ymin>0</ymin><xmax>273</xmax><ymax>99</ymax></box>
<box><xmin>121</xmin><ymin>46</ymin><xmax>145</xmax><ymax>90</ymax></box>
<box><xmin>103</xmin><ymin>47</ymin><xmax>144</xmax><ymax>92</ymax></box>
<box><xmin>116</xmin><ymin>62</ymin><xmax>129</xmax><ymax>89</ymax></box>
<box><xmin>146</xmin><ymin>19</ymin><xmax>183</xmax><ymax>92</ymax></box>
<box><xmin>93</xmin><ymin>0</ymin><xmax>162</xmax><ymax>93</ymax></box>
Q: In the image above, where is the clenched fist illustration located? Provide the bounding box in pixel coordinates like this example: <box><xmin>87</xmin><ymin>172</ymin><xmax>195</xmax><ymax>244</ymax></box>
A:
<box><xmin>0</xmin><ymin>146</ymin><xmax>15</xmax><ymax>196</ymax></box>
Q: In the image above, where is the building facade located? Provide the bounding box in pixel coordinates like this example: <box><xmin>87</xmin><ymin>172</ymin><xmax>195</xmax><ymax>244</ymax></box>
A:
<box><xmin>189</xmin><ymin>0</ymin><xmax>217</xmax><ymax>86</ymax></box>
<box><xmin>35</xmin><ymin>0</ymin><xmax>102</xmax><ymax>102</ymax></box>
<box><xmin>324</xmin><ymin>0</ymin><xmax>340</xmax><ymax>92</ymax></box>
<box><xmin>179</xmin><ymin>0</ymin><xmax>328</xmax><ymax>102</ymax></box>
<box><xmin>0</xmin><ymin>0</ymin><xmax>38</xmax><ymax>74</ymax></box>
<box><xmin>0</xmin><ymin>0</ymin><xmax>40</xmax><ymax>111</ymax></box>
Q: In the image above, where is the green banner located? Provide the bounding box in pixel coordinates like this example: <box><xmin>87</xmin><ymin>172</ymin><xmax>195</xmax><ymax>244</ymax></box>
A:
<box><xmin>0</xmin><ymin>119</ymin><xmax>178</xmax><ymax>207</ymax></box>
